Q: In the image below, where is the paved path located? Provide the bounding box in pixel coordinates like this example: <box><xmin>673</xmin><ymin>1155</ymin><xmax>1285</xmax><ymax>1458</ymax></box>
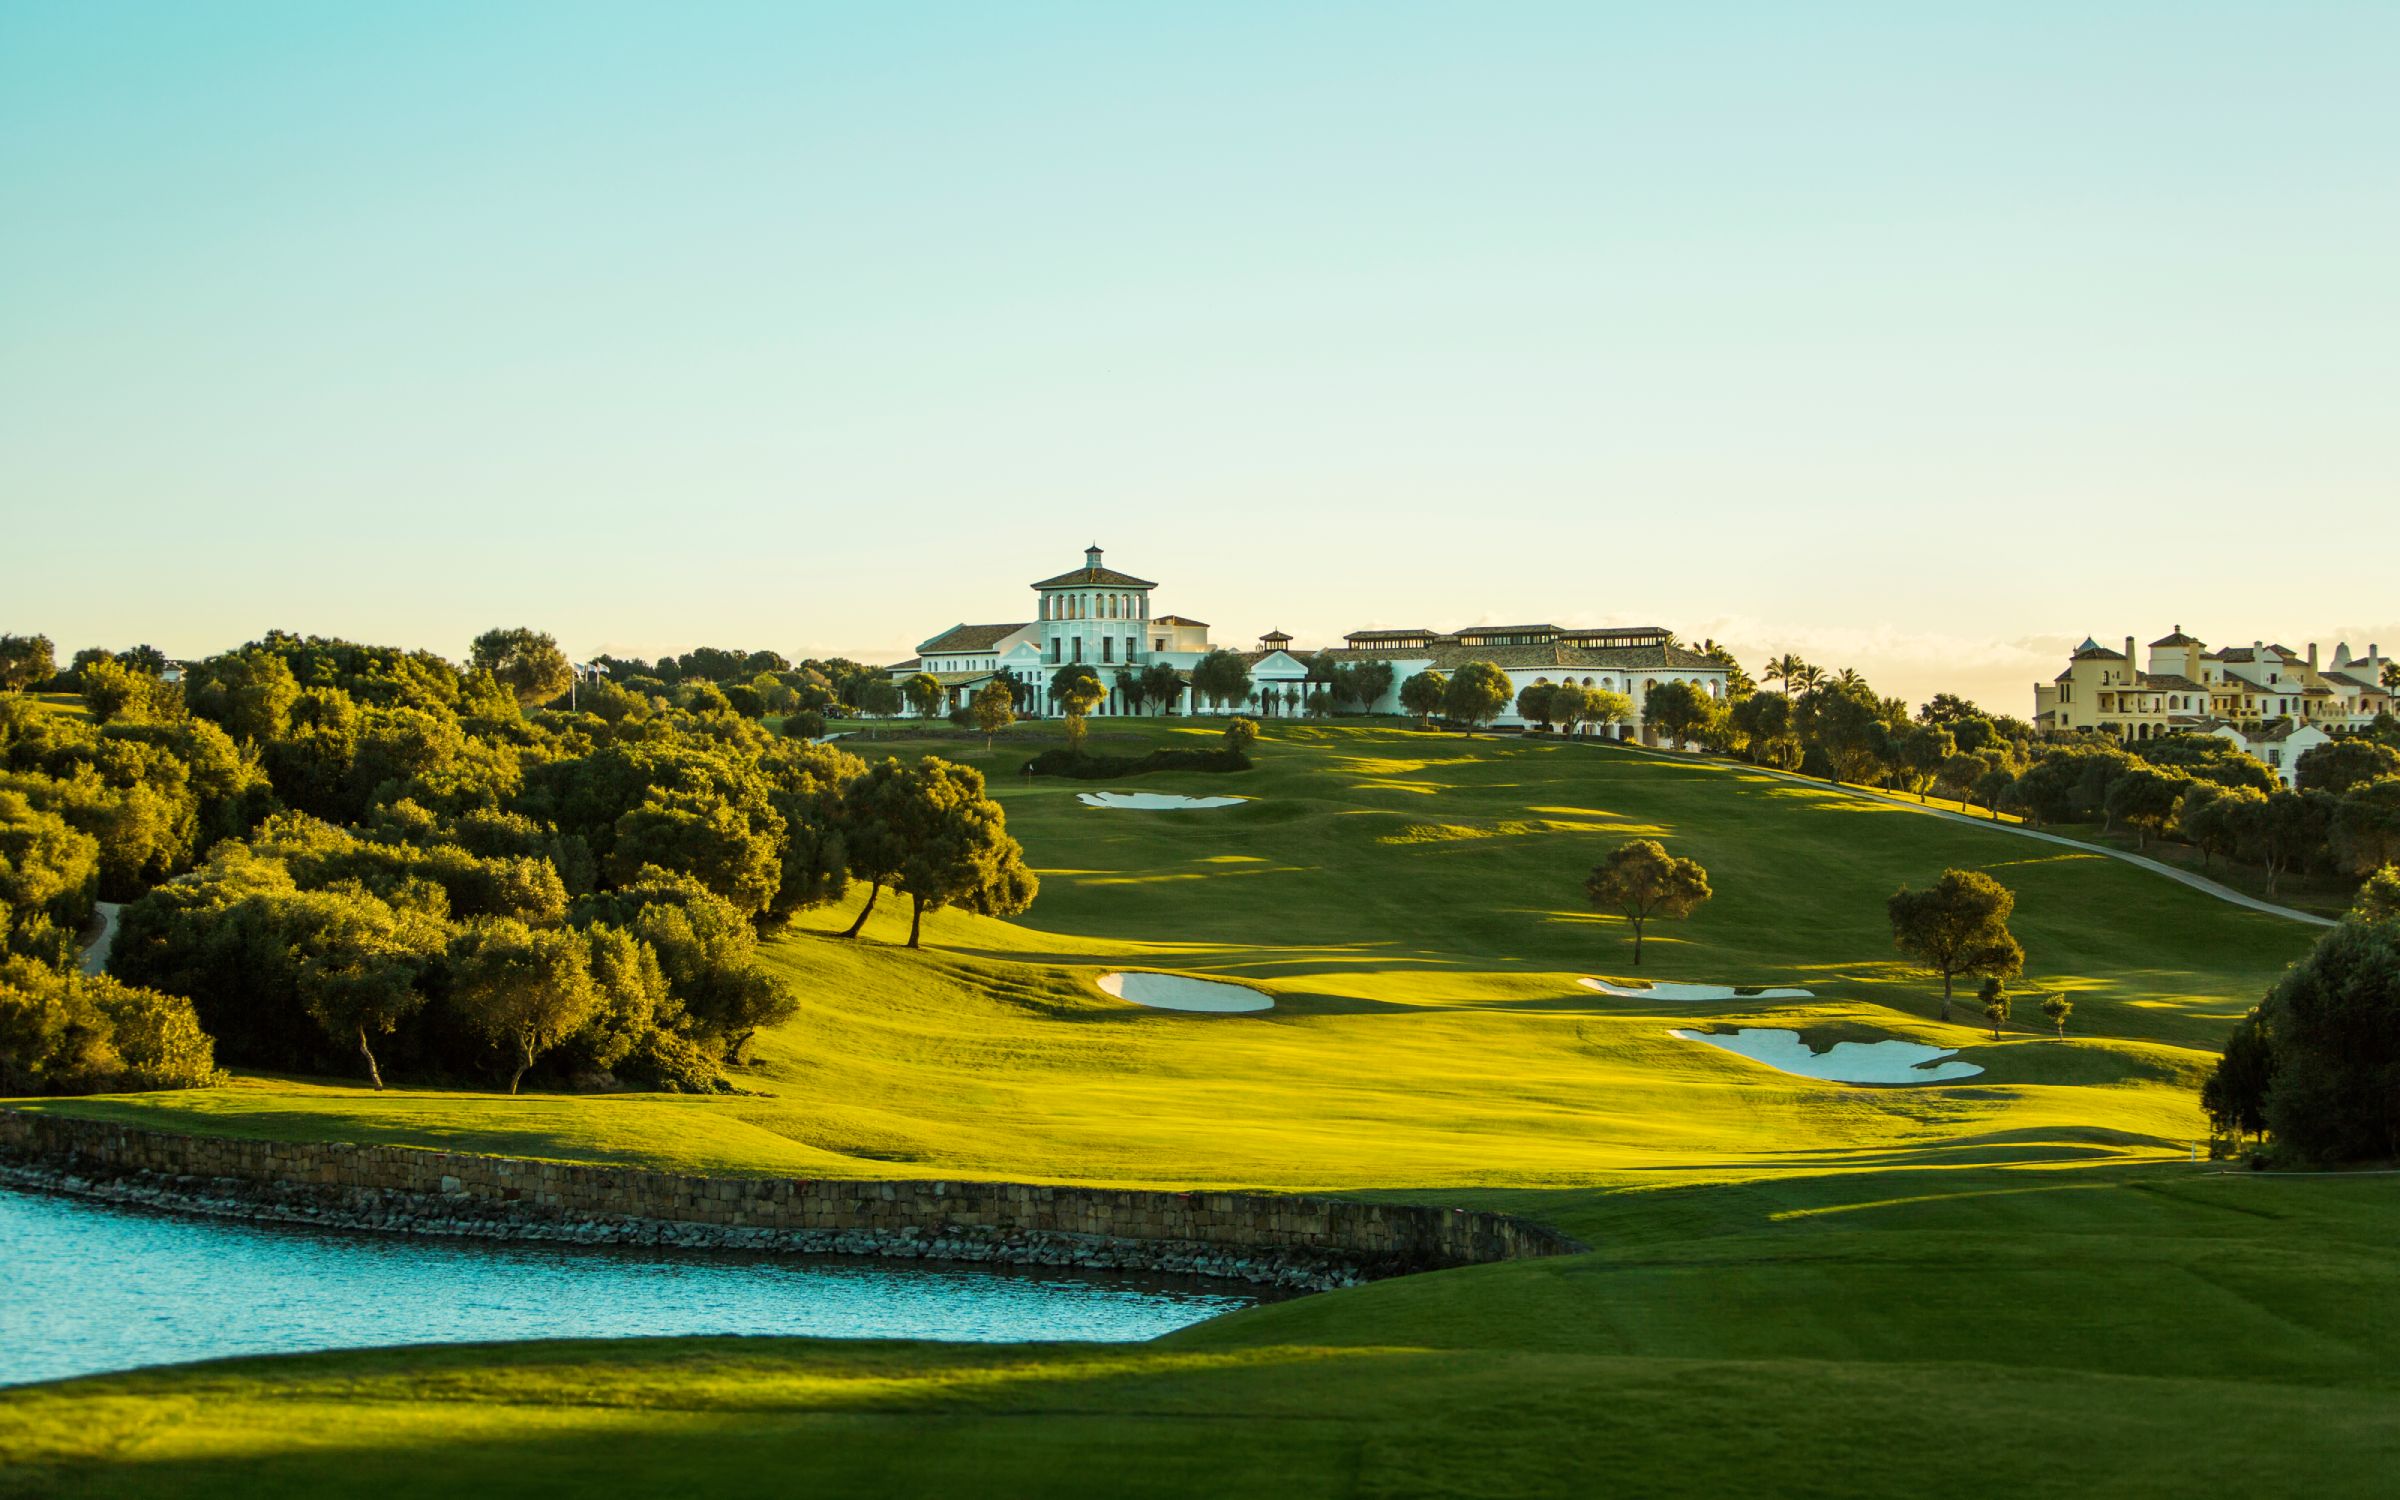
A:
<box><xmin>78</xmin><ymin>901</ymin><xmax>123</xmax><ymax>976</ymax></box>
<box><xmin>1610</xmin><ymin>745</ymin><xmax>2335</xmax><ymax>928</ymax></box>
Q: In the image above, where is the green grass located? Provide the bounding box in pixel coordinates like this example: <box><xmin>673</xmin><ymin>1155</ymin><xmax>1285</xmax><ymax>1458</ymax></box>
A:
<box><xmin>10</xmin><ymin>719</ymin><xmax>2381</xmax><ymax>1495</ymax></box>
<box><xmin>9</xmin><ymin>1165</ymin><xmax>2400</xmax><ymax>1498</ymax></box>
<box><xmin>20</xmin><ymin>720</ymin><xmax>2307</xmax><ymax>1184</ymax></box>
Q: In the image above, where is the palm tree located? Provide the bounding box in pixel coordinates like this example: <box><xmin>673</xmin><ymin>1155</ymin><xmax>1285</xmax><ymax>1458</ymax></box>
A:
<box><xmin>1834</xmin><ymin>667</ymin><xmax>1866</xmax><ymax>692</ymax></box>
<box><xmin>1789</xmin><ymin>663</ymin><xmax>1826</xmax><ymax>697</ymax></box>
<box><xmin>1764</xmin><ymin>653</ymin><xmax>1808</xmax><ymax>696</ymax></box>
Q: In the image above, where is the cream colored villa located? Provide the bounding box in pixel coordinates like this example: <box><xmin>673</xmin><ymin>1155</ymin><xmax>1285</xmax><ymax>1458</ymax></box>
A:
<box><xmin>886</xmin><ymin>544</ymin><xmax>1730</xmax><ymax>739</ymax></box>
<box><xmin>2034</xmin><ymin>629</ymin><xmax>2394</xmax><ymax>785</ymax></box>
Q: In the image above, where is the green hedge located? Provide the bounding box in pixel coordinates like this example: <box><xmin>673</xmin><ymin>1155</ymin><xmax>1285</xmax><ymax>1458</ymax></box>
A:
<box><xmin>1023</xmin><ymin>746</ymin><xmax>1252</xmax><ymax>780</ymax></box>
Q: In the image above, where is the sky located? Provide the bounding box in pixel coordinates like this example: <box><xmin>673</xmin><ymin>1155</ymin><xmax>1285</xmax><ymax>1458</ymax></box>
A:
<box><xmin>3</xmin><ymin>1</ymin><xmax>2394</xmax><ymax>714</ymax></box>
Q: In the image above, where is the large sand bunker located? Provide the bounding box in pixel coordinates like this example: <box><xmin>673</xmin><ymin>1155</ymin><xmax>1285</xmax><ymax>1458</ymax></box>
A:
<box><xmin>1580</xmin><ymin>978</ymin><xmax>1813</xmax><ymax>1002</ymax></box>
<box><xmin>1077</xmin><ymin>791</ymin><xmax>1247</xmax><ymax>810</ymax></box>
<box><xmin>1097</xmin><ymin>972</ymin><xmax>1275</xmax><ymax>1013</ymax></box>
<box><xmin>1669</xmin><ymin>1027</ymin><xmax>1983</xmax><ymax>1084</ymax></box>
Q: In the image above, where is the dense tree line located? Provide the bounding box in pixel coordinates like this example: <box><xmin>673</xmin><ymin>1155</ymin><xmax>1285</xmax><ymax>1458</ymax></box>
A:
<box><xmin>1675</xmin><ymin>651</ymin><xmax>2400</xmax><ymax>902</ymax></box>
<box><xmin>2203</xmin><ymin>876</ymin><xmax>2400</xmax><ymax>1163</ymax></box>
<box><xmin>0</xmin><ymin>629</ymin><xmax>1034</xmax><ymax>1097</ymax></box>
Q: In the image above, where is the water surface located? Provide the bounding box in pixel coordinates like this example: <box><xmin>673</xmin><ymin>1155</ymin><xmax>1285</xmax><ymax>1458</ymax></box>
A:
<box><xmin>0</xmin><ymin>1187</ymin><xmax>1258</xmax><ymax>1387</ymax></box>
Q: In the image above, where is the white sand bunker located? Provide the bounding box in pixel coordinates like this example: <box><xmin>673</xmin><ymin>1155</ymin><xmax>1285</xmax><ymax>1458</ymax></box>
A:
<box><xmin>1669</xmin><ymin>1027</ymin><xmax>1983</xmax><ymax>1084</ymax></box>
<box><xmin>1077</xmin><ymin>791</ymin><xmax>1248</xmax><ymax>810</ymax></box>
<box><xmin>1097</xmin><ymin>972</ymin><xmax>1274</xmax><ymax>1013</ymax></box>
<box><xmin>1581</xmin><ymin>978</ymin><xmax>1813</xmax><ymax>1002</ymax></box>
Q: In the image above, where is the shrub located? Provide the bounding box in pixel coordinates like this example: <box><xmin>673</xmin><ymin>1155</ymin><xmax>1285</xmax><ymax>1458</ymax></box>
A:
<box><xmin>1023</xmin><ymin>746</ymin><xmax>1252</xmax><ymax>780</ymax></box>
<box><xmin>0</xmin><ymin>957</ymin><xmax>221</xmax><ymax>1094</ymax></box>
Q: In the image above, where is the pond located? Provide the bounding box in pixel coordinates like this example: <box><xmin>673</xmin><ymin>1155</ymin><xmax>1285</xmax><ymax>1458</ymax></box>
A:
<box><xmin>0</xmin><ymin>1188</ymin><xmax>1261</xmax><ymax>1387</ymax></box>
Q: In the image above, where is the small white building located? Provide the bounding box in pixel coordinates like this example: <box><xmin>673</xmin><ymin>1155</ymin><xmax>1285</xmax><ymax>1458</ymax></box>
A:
<box><xmin>886</xmin><ymin>545</ymin><xmax>1731</xmax><ymax>741</ymax></box>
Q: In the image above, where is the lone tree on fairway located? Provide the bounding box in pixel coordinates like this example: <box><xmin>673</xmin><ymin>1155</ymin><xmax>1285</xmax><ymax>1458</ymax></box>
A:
<box><xmin>967</xmin><ymin>680</ymin><xmax>1015</xmax><ymax>748</ymax></box>
<box><xmin>2040</xmin><ymin>991</ymin><xmax>2073</xmax><ymax>1037</ymax></box>
<box><xmin>1190</xmin><ymin>650</ymin><xmax>1252</xmax><ymax>714</ymax></box>
<box><xmin>1887</xmin><ymin>869</ymin><xmax>2024</xmax><ymax>1020</ymax></box>
<box><xmin>1584</xmin><ymin>839</ymin><xmax>1712</xmax><ymax>966</ymax></box>
<box><xmin>469</xmin><ymin>628</ymin><xmax>573</xmax><ymax>710</ymax></box>
<box><xmin>1049</xmin><ymin>663</ymin><xmax>1104</xmax><ymax>754</ymax></box>
<box><xmin>1443</xmin><ymin>661</ymin><xmax>1512</xmax><ymax>736</ymax></box>
<box><xmin>1224</xmin><ymin>716</ymin><xmax>1259</xmax><ymax>756</ymax></box>
<box><xmin>890</xmin><ymin>760</ymin><xmax>1038</xmax><ymax>948</ymax></box>
<box><xmin>1399</xmin><ymin>670</ymin><xmax>1447</xmax><ymax>728</ymax></box>
<box><xmin>1979</xmin><ymin>976</ymin><xmax>2010</xmax><ymax>1039</ymax></box>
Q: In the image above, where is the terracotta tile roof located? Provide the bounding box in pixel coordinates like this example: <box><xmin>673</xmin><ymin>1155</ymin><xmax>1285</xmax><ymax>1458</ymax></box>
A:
<box><xmin>1030</xmin><ymin>565</ymin><xmax>1159</xmax><ymax>589</ymax></box>
<box><xmin>918</xmin><ymin>622</ymin><xmax>1033</xmax><ymax>653</ymax></box>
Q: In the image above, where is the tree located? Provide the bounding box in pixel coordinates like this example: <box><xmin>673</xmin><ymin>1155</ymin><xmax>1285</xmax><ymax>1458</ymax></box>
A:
<box><xmin>1644</xmin><ymin>680</ymin><xmax>1715</xmax><ymax>749</ymax></box>
<box><xmin>1971</xmin><ymin>764</ymin><xmax>2017</xmax><ymax>821</ymax></box>
<box><xmin>1762</xmin><ymin>654</ymin><xmax>1809</xmax><ymax>698</ymax></box>
<box><xmin>1138</xmin><ymin>661</ymin><xmax>1183</xmax><ymax>715</ymax></box>
<box><xmin>1190</xmin><ymin>651</ymin><xmax>1252</xmax><ymax>714</ymax></box>
<box><xmin>1897</xmin><ymin>724</ymin><xmax>1956</xmax><ymax>800</ymax></box>
<box><xmin>2233</xmin><ymin>789</ymin><xmax>2335</xmax><ymax>897</ymax></box>
<box><xmin>1887</xmin><ymin>869</ymin><xmax>2025</xmax><ymax>1018</ymax></box>
<box><xmin>1810</xmin><ymin>680</ymin><xmax>1894</xmax><ymax>785</ymax></box>
<box><xmin>1224</xmin><ymin>716</ymin><xmax>1259</xmax><ymax>756</ymax></box>
<box><xmin>186</xmin><ymin>648</ymin><xmax>300</xmax><ymax>746</ymax></box>
<box><xmin>1342</xmin><ymin>660</ymin><xmax>1396</xmax><ymax>714</ymax></box>
<box><xmin>2179</xmin><ymin>784</ymin><xmax>2263</xmax><ymax>870</ymax></box>
<box><xmin>1515</xmin><ymin>681</ymin><xmax>1559</xmax><ymax>729</ymax></box>
<box><xmin>1398</xmin><ymin>670</ymin><xmax>1447</xmax><ymax>728</ymax></box>
<box><xmin>1050</xmin><ymin>663</ymin><xmax>1104</xmax><ymax>754</ymax></box>
<box><xmin>2357</xmin><ymin>865</ymin><xmax>2400</xmax><ymax>924</ymax></box>
<box><xmin>854</xmin><ymin>677</ymin><xmax>903</xmax><ymax>722</ymax></box>
<box><xmin>902</xmin><ymin>672</ymin><xmax>945</xmax><ymax>721</ymax></box>
<box><xmin>967</xmin><ymin>681</ymin><xmax>1016</xmax><ymax>748</ymax></box>
<box><xmin>1919</xmin><ymin>693</ymin><xmax>1983</xmax><ymax>725</ymax></box>
<box><xmin>2295</xmin><ymin>739</ymin><xmax>2400</xmax><ymax>796</ymax></box>
<box><xmin>2201</xmin><ymin>1007</ymin><xmax>2273</xmax><ymax>1142</ymax></box>
<box><xmin>448</xmin><ymin>918</ymin><xmax>602</xmax><ymax>1094</ymax></box>
<box><xmin>2254</xmin><ymin>919</ymin><xmax>2400</xmax><ymax>1162</ymax></box>
<box><xmin>1978</xmin><ymin>976</ymin><xmax>2009</xmax><ymax>1039</ymax></box>
<box><xmin>2103</xmin><ymin>767</ymin><xmax>2194</xmax><ymax>850</ymax></box>
<box><xmin>780</xmin><ymin>709</ymin><xmax>828</xmax><ymax>741</ymax></box>
<box><xmin>1583</xmin><ymin>839</ymin><xmax>1711</xmax><ymax>966</ymax></box>
<box><xmin>293</xmin><ymin>890</ymin><xmax>443</xmax><ymax>1089</ymax></box>
<box><xmin>2039</xmin><ymin>992</ymin><xmax>2073</xmax><ymax>1037</ymax></box>
<box><xmin>888</xmin><ymin>760</ymin><xmax>1038</xmax><ymax>948</ymax></box>
<box><xmin>0</xmin><ymin>635</ymin><xmax>54</xmax><ymax>693</ymax></box>
<box><xmin>2386</xmin><ymin>661</ymin><xmax>2400</xmax><ymax>696</ymax></box>
<box><xmin>469</xmin><ymin>628</ymin><xmax>572</xmax><ymax>710</ymax></box>
<box><xmin>2330</xmin><ymin>779</ymin><xmax>2400</xmax><ymax>876</ymax></box>
<box><xmin>1443</xmin><ymin>662</ymin><xmax>1511</xmax><ymax>735</ymax></box>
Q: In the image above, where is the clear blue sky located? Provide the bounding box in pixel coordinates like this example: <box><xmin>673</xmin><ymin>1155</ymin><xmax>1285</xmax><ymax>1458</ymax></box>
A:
<box><xmin>3</xmin><ymin>2</ymin><xmax>2394</xmax><ymax>712</ymax></box>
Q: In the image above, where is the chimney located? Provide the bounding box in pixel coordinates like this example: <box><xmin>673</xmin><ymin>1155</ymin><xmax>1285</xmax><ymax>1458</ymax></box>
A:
<box><xmin>2308</xmin><ymin>642</ymin><xmax>2319</xmax><ymax>670</ymax></box>
<box><xmin>2125</xmin><ymin>636</ymin><xmax>2136</xmax><ymax>676</ymax></box>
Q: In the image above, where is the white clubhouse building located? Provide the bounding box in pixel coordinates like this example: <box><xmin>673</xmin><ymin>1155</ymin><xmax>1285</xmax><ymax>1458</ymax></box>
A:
<box><xmin>887</xmin><ymin>545</ymin><xmax>1730</xmax><ymax>740</ymax></box>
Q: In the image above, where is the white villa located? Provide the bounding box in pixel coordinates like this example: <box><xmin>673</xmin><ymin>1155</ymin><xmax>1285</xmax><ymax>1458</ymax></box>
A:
<box><xmin>886</xmin><ymin>544</ymin><xmax>1731</xmax><ymax>740</ymax></box>
<box><xmin>2033</xmin><ymin>628</ymin><xmax>2395</xmax><ymax>786</ymax></box>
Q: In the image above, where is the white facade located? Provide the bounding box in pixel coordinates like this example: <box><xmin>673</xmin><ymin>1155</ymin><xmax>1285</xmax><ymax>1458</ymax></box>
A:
<box><xmin>885</xmin><ymin>545</ymin><xmax>1732</xmax><ymax>741</ymax></box>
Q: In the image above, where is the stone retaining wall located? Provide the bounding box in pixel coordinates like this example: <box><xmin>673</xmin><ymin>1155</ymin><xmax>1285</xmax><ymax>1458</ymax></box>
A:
<box><xmin>0</xmin><ymin>1110</ymin><xmax>1584</xmax><ymax>1290</ymax></box>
